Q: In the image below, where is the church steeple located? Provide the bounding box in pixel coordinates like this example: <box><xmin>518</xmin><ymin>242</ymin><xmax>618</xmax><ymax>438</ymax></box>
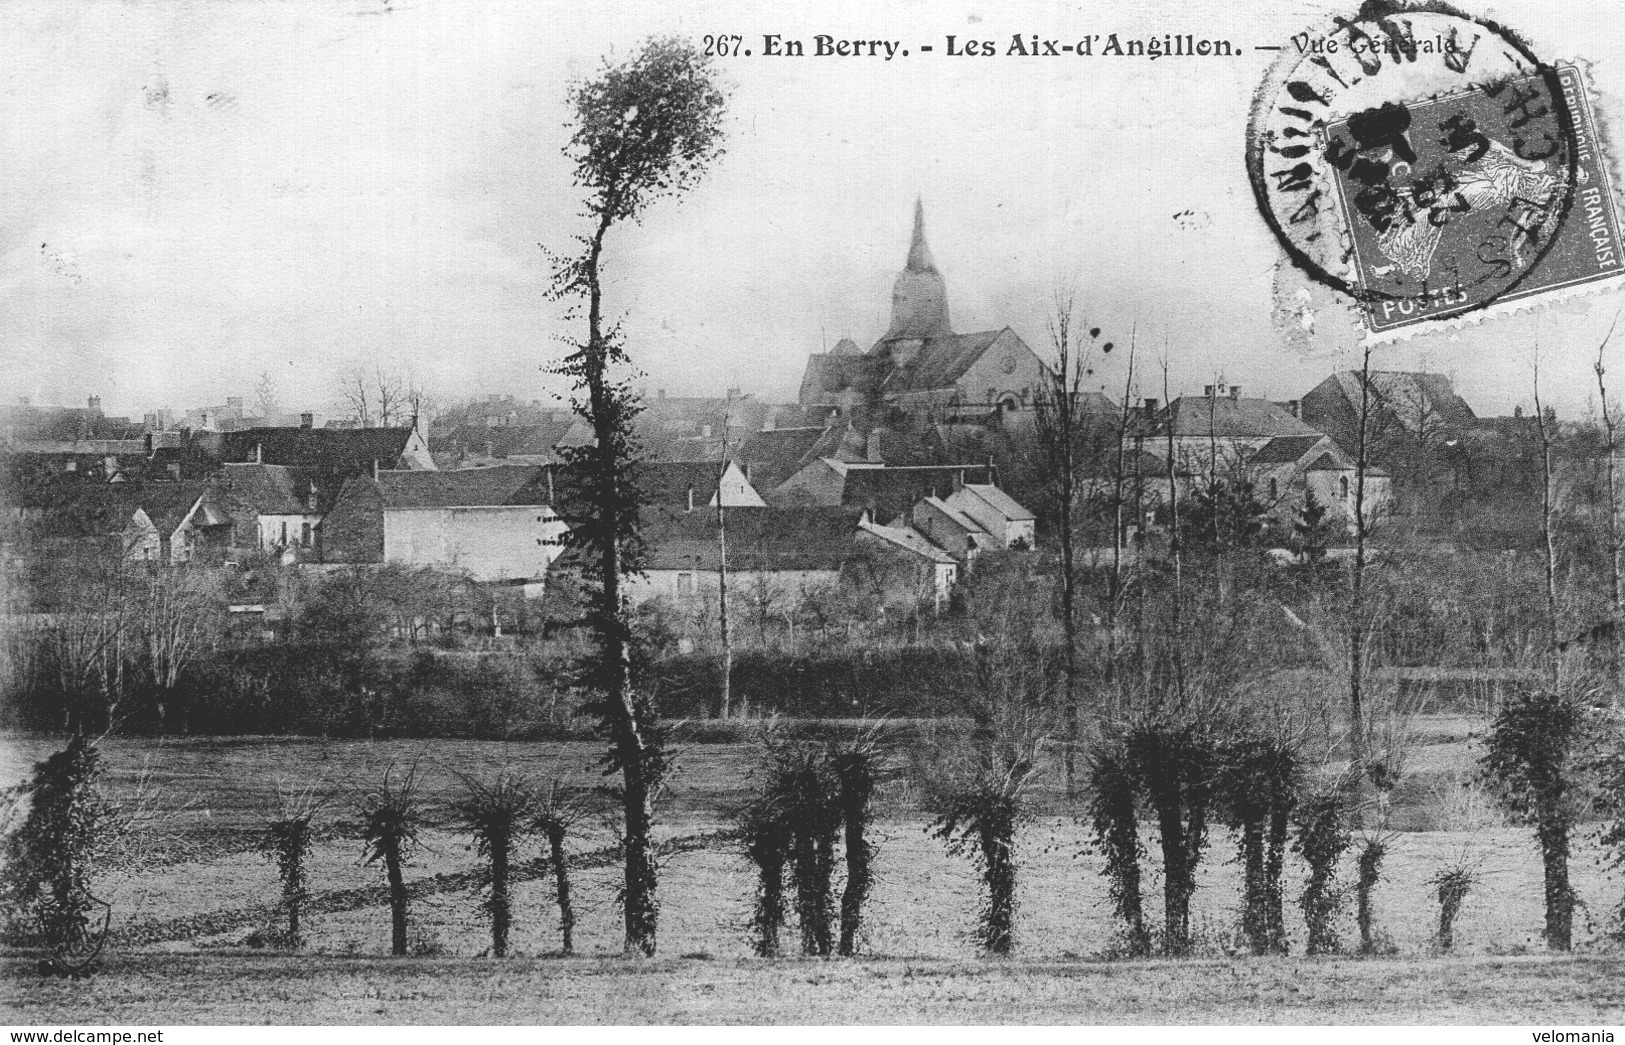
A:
<box><xmin>880</xmin><ymin>197</ymin><xmax>951</xmax><ymax>345</ymax></box>
<box><xmin>905</xmin><ymin>196</ymin><xmax>938</xmax><ymax>273</ymax></box>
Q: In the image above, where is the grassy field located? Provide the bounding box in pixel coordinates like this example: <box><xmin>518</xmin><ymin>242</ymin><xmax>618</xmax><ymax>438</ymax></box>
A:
<box><xmin>5</xmin><ymin>719</ymin><xmax>1625</xmax><ymax>1023</ymax></box>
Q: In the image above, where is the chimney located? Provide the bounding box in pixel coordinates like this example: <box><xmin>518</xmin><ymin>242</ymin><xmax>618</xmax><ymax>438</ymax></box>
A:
<box><xmin>300</xmin><ymin>412</ymin><xmax>314</xmax><ymax>429</ymax></box>
<box><xmin>1514</xmin><ymin>405</ymin><xmax>1523</xmax><ymax>418</ymax></box>
<box><xmin>373</xmin><ymin>459</ymin><xmax>380</xmax><ymax>481</ymax></box>
<box><xmin>1143</xmin><ymin>397</ymin><xmax>1159</xmax><ymax>419</ymax></box>
<box><xmin>88</xmin><ymin>395</ymin><xmax>102</xmax><ymax>414</ymax></box>
<box><xmin>686</xmin><ymin>486</ymin><xmax>695</xmax><ymax>513</ymax></box>
<box><xmin>1230</xmin><ymin>385</ymin><xmax>1242</xmax><ymax>400</ymax></box>
<box><xmin>726</xmin><ymin>387</ymin><xmax>740</xmax><ymax>399</ymax></box>
<box><xmin>1204</xmin><ymin>384</ymin><xmax>1215</xmax><ymax>398</ymax></box>
<box><xmin>255</xmin><ymin>442</ymin><xmax>263</xmax><ymax>464</ymax></box>
<box><xmin>144</xmin><ymin>433</ymin><xmax>154</xmax><ymax>455</ymax></box>
<box><xmin>1288</xmin><ymin>399</ymin><xmax>1301</xmax><ymax>418</ymax></box>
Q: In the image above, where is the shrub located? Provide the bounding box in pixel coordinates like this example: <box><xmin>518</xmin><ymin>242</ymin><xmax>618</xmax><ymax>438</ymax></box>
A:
<box><xmin>1429</xmin><ymin>859</ymin><xmax>1480</xmax><ymax>953</ymax></box>
<box><xmin>737</xmin><ymin>790</ymin><xmax>793</xmax><ymax>957</ymax></box>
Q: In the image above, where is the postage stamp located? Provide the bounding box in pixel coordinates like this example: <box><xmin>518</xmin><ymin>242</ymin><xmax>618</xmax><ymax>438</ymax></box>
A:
<box><xmin>1246</xmin><ymin>2</ymin><xmax>1625</xmax><ymax>339</ymax></box>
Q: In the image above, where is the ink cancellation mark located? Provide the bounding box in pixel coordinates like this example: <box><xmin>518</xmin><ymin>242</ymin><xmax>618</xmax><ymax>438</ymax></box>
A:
<box><xmin>1246</xmin><ymin>2</ymin><xmax>1621</xmax><ymax>339</ymax></box>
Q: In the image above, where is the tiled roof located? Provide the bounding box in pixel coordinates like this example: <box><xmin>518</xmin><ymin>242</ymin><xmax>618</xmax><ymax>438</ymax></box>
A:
<box><xmin>840</xmin><ymin>464</ymin><xmax>995</xmax><ymax>520</ymax></box>
<box><xmin>882</xmin><ymin>329</ymin><xmax>1007</xmax><ymax>395</ymax></box>
<box><xmin>860</xmin><ymin>520</ymin><xmax>958</xmax><ymax>564</ymax></box>
<box><xmin>738</xmin><ymin>426</ymin><xmax>830</xmax><ymax>490</ymax></box>
<box><xmin>640</xmin><ymin>506</ymin><xmax>865</xmax><ymax>572</ymax></box>
<box><xmin>958</xmin><ymin>483</ymin><xmax>1035</xmax><ymax>523</ymax></box>
<box><xmin>1151</xmin><ymin>397</ymin><xmax>1322</xmax><ymax>439</ymax></box>
<box><xmin>218</xmin><ymin>463</ymin><xmax>309</xmax><ymax>515</ymax></box>
<box><xmin>1332</xmin><ymin>371</ymin><xmax>1477</xmax><ymax>427</ymax></box>
<box><xmin>218</xmin><ymin>426</ymin><xmax>417</xmax><ymax>474</ymax></box>
<box><xmin>373</xmin><ymin>465</ymin><xmax>551</xmax><ymax>509</ymax></box>
<box><xmin>1249</xmin><ymin>435</ymin><xmax>1327</xmax><ymax>466</ymax></box>
<box><xmin>15</xmin><ymin>482</ymin><xmax>210</xmax><ymax>537</ymax></box>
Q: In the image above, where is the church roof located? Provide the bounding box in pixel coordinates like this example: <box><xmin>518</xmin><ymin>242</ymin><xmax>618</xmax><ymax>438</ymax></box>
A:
<box><xmin>882</xmin><ymin>329</ymin><xmax>1011</xmax><ymax>395</ymax></box>
<box><xmin>880</xmin><ymin>199</ymin><xmax>952</xmax><ymax>342</ymax></box>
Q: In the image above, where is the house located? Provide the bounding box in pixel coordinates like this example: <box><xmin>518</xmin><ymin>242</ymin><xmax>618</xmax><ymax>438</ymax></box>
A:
<box><xmin>853</xmin><ymin>515</ymin><xmax>959</xmax><ymax>611</ymax></box>
<box><xmin>798</xmin><ymin>200</ymin><xmax>1048</xmax><ymax>422</ymax></box>
<box><xmin>773</xmin><ymin>460</ymin><xmax>997</xmax><ymax>520</ymax></box>
<box><xmin>212</xmin><ymin>423</ymin><xmax>436</xmax><ymax>476</ymax></box>
<box><xmin>1300</xmin><ymin>371</ymin><xmax>1477</xmax><ymax>457</ymax></box>
<box><xmin>638</xmin><ymin>391</ymin><xmax>769</xmax><ymax>463</ymax></box>
<box><xmin>1131</xmin><ymin>384</ymin><xmax>1325</xmax><ymax>480</ymax></box>
<box><xmin>321</xmin><ymin>465</ymin><xmax>565</xmax><ymax>589</ymax></box>
<box><xmin>9</xmin><ymin>482</ymin><xmax>232</xmax><ymax>565</ymax></box>
<box><xmin>736</xmin><ymin>425</ymin><xmax>835</xmax><ymax>493</ymax></box>
<box><xmin>638</xmin><ymin>461</ymin><xmax>766</xmax><ymax>517</ymax></box>
<box><xmin>429</xmin><ymin>416</ymin><xmax>576</xmax><ymax>469</ymax></box>
<box><xmin>622</xmin><ymin>506</ymin><xmax>862</xmax><ymax>607</ymax></box>
<box><xmin>1244</xmin><ymin>435</ymin><xmax>1392</xmax><ymax>534</ymax></box>
<box><xmin>215</xmin><ymin>462</ymin><xmax>326</xmax><ymax>562</ymax></box>
<box><xmin>911</xmin><ymin>495</ymin><xmax>999</xmax><ymax>565</ymax></box>
<box><xmin>944</xmin><ymin>484</ymin><xmax>1037</xmax><ymax>549</ymax></box>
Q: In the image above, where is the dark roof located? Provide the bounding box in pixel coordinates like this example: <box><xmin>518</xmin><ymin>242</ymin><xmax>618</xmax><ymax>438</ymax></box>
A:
<box><xmin>638</xmin><ymin>461</ymin><xmax>727</xmax><ymax>510</ymax></box>
<box><xmin>882</xmin><ymin>329</ymin><xmax>1008</xmax><ymax>395</ymax></box>
<box><xmin>641</xmin><ymin>506</ymin><xmax>865</xmax><ymax>572</ymax></box>
<box><xmin>1147</xmin><ymin>397</ymin><xmax>1322</xmax><ymax>440</ymax></box>
<box><xmin>799</xmin><ymin>351</ymin><xmax>889</xmax><ymax>403</ymax></box>
<box><xmin>1331</xmin><ymin>371</ymin><xmax>1477</xmax><ymax>428</ymax></box>
<box><xmin>217</xmin><ymin>463</ymin><xmax>309</xmax><ymax>515</ymax></box>
<box><xmin>217</xmin><ymin>426</ymin><xmax>416</xmax><ymax>474</ymax></box>
<box><xmin>428</xmin><ymin>419</ymin><xmax>574</xmax><ymax>461</ymax></box>
<box><xmin>372</xmin><ymin>465</ymin><xmax>551</xmax><ymax>509</ymax></box>
<box><xmin>13</xmin><ymin>482</ymin><xmax>210</xmax><ymax>537</ymax></box>
<box><xmin>737</xmin><ymin>426</ymin><xmax>831</xmax><ymax>490</ymax></box>
<box><xmin>839</xmin><ymin>464</ymin><xmax>995</xmax><ymax>521</ymax></box>
<box><xmin>1249</xmin><ymin>435</ymin><xmax>1327</xmax><ymax>466</ymax></box>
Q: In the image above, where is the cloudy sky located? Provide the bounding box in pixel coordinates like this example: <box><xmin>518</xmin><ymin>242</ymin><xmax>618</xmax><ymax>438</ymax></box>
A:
<box><xmin>3</xmin><ymin>0</ymin><xmax>1624</xmax><ymax>420</ymax></box>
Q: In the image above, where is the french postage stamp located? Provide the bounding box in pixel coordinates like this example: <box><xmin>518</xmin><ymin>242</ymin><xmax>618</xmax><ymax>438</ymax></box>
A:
<box><xmin>1247</xmin><ymin>2</ymin><xmax>1624</xmax><ymax>339</ymax></box>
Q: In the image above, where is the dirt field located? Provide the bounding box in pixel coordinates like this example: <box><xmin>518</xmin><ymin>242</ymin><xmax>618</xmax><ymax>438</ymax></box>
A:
<box><xmin>5</xmin><ymin>722</ymin><xmax>1625</xmax><ymax>1023</ymax></box>
<box><xmin>9</xmin><ymin>953</ymin><xmax>1625</xmax><ymax>1024</ymax></box>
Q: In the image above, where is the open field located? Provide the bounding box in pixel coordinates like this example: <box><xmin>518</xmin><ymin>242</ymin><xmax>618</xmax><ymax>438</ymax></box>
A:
<box><xmin>9</xmin><ymin>953</ymin><xmax>1625</xmax><ymax>1023</ymax></box>
<box><xmin>6</xmin><ymin>719</ymin><xmax>1625</xmax><ymax>1023</ymax></box>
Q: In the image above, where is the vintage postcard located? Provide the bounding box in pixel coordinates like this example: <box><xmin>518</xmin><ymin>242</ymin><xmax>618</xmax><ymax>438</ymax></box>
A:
<box><xmin>7</xmin><ymin>0</ymin><xmax>1625</xmax><ymax>1033</ymax></box>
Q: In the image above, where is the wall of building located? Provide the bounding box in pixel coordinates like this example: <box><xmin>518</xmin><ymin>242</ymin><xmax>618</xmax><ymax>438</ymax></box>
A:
<box><xmin>382</xmin><ymin>505</ymin><xmax>566</xmax><ymax>582</ymax></box>
<box><xmin>622</xmin><ymin>567</ymin><xmax>840</xmax><ymax>607</ymax></box>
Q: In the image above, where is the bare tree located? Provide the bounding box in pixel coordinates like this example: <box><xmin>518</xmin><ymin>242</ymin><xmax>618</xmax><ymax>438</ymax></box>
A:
<box><xmin>1595</xmin><ymin>311</ymin><xmax>1624</xmax><ymax>683</ymax></box>
<box><xmin>1533</xmin><ymin>351</ymin><xmax>1563</xmax><ymax>691</ymax></box>
<box><xmin>1032</xmin><ymin>288</ymin><xmax>1110</xmax><ymax>793</ymax></box>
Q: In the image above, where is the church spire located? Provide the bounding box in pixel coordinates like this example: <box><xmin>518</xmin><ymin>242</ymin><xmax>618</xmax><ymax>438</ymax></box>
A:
<box><xmin>880</xmin><ymin>196</ymin><xmax>951</xmax><ymax>343</ymax></box>
<box><xmin>906</xmin><ymin>196</ymin><xmax>938</xmax><ymax>273</ymax></box>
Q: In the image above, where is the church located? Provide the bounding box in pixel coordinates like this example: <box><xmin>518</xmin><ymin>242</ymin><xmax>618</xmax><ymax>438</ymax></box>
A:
<box><xmin>797</xmin><ymin>201</ymin><xmax>1046</xmax><ymax>422</ymax></box>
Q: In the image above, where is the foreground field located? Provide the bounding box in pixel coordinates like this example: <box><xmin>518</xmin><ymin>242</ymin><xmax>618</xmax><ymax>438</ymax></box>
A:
<box><xmin>6</xmin><ymin>723</ymin><xmax>1625</xmax><ymax>1024</ymax></box>
<box><xmin>9</xmin><ymin>953</ymin><xmax>1625</xmax><ymax>1023</ymax></box>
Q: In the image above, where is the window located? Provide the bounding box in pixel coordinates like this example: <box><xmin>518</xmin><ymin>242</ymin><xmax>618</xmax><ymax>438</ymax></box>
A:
<box><xmin>1340</xmin><ymin>476</ymin><xmax>1351</xmax><ymax>501</ymax></box>
<box><xmin>279</xmin><ymin>521</ymin><xmax>288</xmax><ymax>545</ymax></box>
<box><xmin>676</xmin><ymin>572</ymin><xmax>695</xmax><ymax>597</ymax></box>
<box><xmin>301</xmin><ymin>523</ymin><xmax>312</xmax><ymax>547</ymax></box>
<box><xmin>1268</xmin><ymin>477</ymin><xmax>1278</xmax><ymax>501</ymax></box>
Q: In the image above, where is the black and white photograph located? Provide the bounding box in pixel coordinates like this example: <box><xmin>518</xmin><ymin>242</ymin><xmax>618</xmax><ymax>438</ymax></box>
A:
<box><xmin>5</xmin><ymin>0</ymin><xmax>1625</xmax><ymax>1029</ymax></box>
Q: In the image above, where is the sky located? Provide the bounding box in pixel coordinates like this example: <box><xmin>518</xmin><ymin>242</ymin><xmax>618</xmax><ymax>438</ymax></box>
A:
<box><xmin>3</xmin><ymin>0</ymin><xmax>1625</xmax><ymax>421</ymax></box>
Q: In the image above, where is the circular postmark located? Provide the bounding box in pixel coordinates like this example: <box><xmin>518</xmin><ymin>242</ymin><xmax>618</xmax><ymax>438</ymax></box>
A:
<box><xmin>1247</xmin><ymin>1</ymin><xmax>1581</xmax><ymax>332</ymax></box>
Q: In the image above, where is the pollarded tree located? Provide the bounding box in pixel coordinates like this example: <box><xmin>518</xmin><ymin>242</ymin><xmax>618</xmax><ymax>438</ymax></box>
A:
<box><xmin>1481</xmin><ymin>689</ymin><xmax>1589</xmax><ymax>951</ymax></box>
<box><xmin>553</xmin><ymin>37</ymin><xmax>728</xmax><ymax>957</ymax></box>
